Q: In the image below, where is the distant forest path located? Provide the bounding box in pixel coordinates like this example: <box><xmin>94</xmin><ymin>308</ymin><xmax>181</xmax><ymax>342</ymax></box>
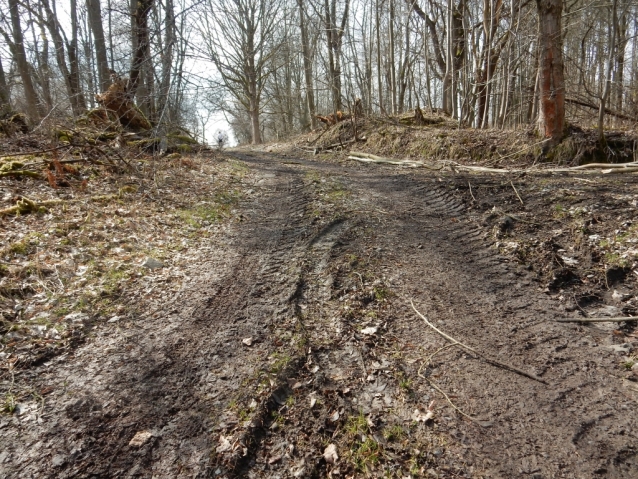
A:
<box><xmin>1</xmin><ymin>152</ymin><xmax>637</xmax><ymax>479</ymax></box>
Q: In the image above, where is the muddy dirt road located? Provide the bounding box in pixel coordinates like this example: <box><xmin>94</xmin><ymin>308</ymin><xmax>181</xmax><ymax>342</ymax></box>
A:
<box><xmin>1</xmin><ymin>152</ymin><xmax>637</xmax><ymax>478</ymax></box>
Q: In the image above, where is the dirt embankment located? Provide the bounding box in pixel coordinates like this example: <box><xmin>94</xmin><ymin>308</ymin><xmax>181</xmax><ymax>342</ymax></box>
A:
<box><xmin>269</xmin><ymin>111</ymin><xmax>638</xmax><ymax>168</ymax></box>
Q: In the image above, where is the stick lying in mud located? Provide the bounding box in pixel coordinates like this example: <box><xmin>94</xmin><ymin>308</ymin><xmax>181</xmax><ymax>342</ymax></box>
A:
<box><xmin>410</xmin><ymin>300</ymin><xmax>547</xmax><ymax>384</ymax></box>
<box><xmin>416</xmin><ymin>343</ymin><xmax>490</xmax><ymax>426</ymax></box>
<box><xmin>555</xmin><ymin>316</ymin><xmax>638</xmax><ymax>323</ymax></box>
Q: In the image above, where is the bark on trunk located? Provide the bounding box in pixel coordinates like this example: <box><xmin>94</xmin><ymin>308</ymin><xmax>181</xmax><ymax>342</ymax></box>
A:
<box><xmin>536</xmin><ymin>0</ymin><xmax>565</xmax><ymax>143</ymax></box>
<box><xmin>68</xmin><ymin>0</ymin><xmax>87</xmax><ymax>114</ymax></box>
<box><xmin>40</xmin><ymin>0</ymin><xmax>86</xmax><ymax>116</ymax></box>
<box><xmin>598</xmin><ymin>0</ymin><xmax>617</xmax><ymax>142</ymax></box>
<box><xmin>8</xmin><ymin>0</ymin><xmax>40</xmax><ymax>120</ymax></box>
<box><xmin>297</xmin><ymin>0</ymin><xmax>317</xmax><ymax>129</ymax></box>
<box><xmin>129</xmin><ymin>0</ymin><xmax>153</xmax><ymax>98</ymax></box>
<box><xmin>0</xmin><ymin>57</ymin><xmax>11</xmax><ymax>116</ymax></box>
<box><xmin>86</xmin><ymin>0</ymin><xmax>110</xmax><ymax>92</ymax></box>
<box><xmin>157</xmin><ymin>0</ymin><xmax>175</xmax><ymax>121</ymax></box>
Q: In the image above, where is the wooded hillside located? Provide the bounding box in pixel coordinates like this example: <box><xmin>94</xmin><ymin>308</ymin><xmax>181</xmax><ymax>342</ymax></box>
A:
<box><xmin>0</xmin><ymin>0</ymin><xmax>637</xmax><ymax>147</ymax></box>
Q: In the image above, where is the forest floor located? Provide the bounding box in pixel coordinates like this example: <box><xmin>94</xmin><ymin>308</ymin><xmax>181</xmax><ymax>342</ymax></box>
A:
<box><xmin>1</xmin><ymin>121</ymin><xmax>638</xmax><ymax>478</ymax></box>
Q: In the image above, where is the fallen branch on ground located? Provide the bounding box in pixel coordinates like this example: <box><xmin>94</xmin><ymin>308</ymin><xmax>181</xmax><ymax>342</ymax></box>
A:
<box><xmin>565</xmin><ymin>97</ymin><xmax>637</xmax><ymax>122</ymax></box>
<box><xmin>0</xmin><ymin>145</ymin><xmax>73</xmax><ymax>158</ymax></box>
<box><xmin>0</xmin><ymin>193</ymin><xmax>121</xmax><ymax>217</ymax></box>
<box><xmin>555</xmin><ymin>316</ymin><xmax>638</xmax><ymax>323</ymax></box>
<box><xmin>510</xmin><ymin>181</ymin><xmax>524</xmax><ymax>205</ymax></box>
<box><xmin>349</xmin><ymin>151</ymin><xmax>445</xmax><ymax>170</ymax></box>
<box><xmin>314</xmin><ymin>137</ymin><xmax>364</xmax><ymax>153</ymax></box>
<box><xmin>410</xmin><ymin>299</ymin><xmax>547</xmax><ymax>384</ymax></box>
<box><xmin>0</xmin><ymin>170</ymin><xmax>41</xmax><ymax>179</ymax></box>
<box><xmin>349</xmin><ymin>151</ymin><xmax>638</xmax><ymax>175</ymax></box>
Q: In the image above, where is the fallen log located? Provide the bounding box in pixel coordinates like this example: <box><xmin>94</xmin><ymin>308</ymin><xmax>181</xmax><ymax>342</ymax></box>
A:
<box><xmin>555</xmin><ymin>317</ymin><xmax>638</xmax><ymax>323</ymax></box>
<box><xmin>348</xmin><ymin>151</ymin><xmax>638</xmax><ymax>175</ymax></box>
<box><xmin>566</xmin><ymin>97</ymin><xmax>637</xmax><ymax>123</ymax></box>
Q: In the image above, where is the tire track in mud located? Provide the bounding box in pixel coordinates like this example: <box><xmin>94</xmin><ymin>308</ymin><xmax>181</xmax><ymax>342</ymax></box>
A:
<box><xmin>358</xmin><ymin>174</ymin><xmax>637</xmax><ymax>478</ymax></box>
<box><xmin>2</xmin><ymin>155</ymin><xmax>636</xmax><ymax>478</ymax></box>
<box><xmin>0</xmin><ymin>161</ymin><xmax>328</xmax><ymax>478</ymax></box>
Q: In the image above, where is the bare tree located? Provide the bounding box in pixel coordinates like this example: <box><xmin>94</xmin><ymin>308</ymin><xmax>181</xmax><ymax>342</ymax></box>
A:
<box><xmin>319</xmin><ymin>0</ymin><xmax>350</xmax><ymax>112</ymax></box>
<box><xmin>7</xmin><ymin>0</ymin><xmax>40</xmax><ymax>120</ymax></box>
<box><xmin>536</xmin><ymin>0</ymin><xmax>565</xmax><ymax>143</ymax></box>
<box><xmin>199</xmin><ymin>0</ymin><xmax>285</xmax><ymax>144</ymax></box>
<box><xmin>86</xmin><ymin>0</ymin><xmax>110</xmax><ymax>91</ymax></box>
<box><xmin>297</xmin><ymin>0</ymin><xmax>317</xmax><ymax>129</ymax></box>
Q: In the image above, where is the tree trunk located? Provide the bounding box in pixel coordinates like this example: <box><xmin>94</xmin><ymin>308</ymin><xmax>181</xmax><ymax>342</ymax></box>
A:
<box><xmin>86</xmin><ymin>0</ymin><xmax>110</xmax><ymax>92</ymax></box>
<box><xmin>598</xmin><ymin>0</ymin><xmax>618</xmax><ymax>142</ymax></box>
<box><xmin>40</xmin><ymin>0</ymin><xmax>86</xmax><ymax>116</ymax></box>
<box><xmin>68</xmin><ymin>0</ymin><xmax>87</xmax><ymax>114</ymax></box>
<box><xmin>158</xmin><ymin>0</ymin><xmax>175</xmax><ymax>121</ymax></box>
<box><xmin>297</xmin><ymin>0</ymin><xmax>317</xmax><ymax>129</ymax></box>
<box><xmin>376</xmin><ymin>0</ymin><xmax>383</xmax><ymax>113</ymax></box>
<box><xmin>129</xmin><ymin>0</ymin><xmax>153</xmax><ymax>98</ymax></box>
<box><xmin>8</xmin><ymin>0</ymin><xmax>40</xmax><ymax>120</ymax></box>
<box><xmin>536</xmin><ymin>0</ymin><xmax>565</xmax><ymax>144</ymax></box>
<box><xmin>0</xmin><ymin>57</ymin><xmax>11</xmax><ymax>116</ymax></box>
<box><xmin>389</xmin><ymin>0</ymin><xmax>397</xmax><ymax>114</ymax></box>
<box><xmin>35</xmin><ymin>2</ymin><xmax>53</xmax><ymax>111</ymax></box>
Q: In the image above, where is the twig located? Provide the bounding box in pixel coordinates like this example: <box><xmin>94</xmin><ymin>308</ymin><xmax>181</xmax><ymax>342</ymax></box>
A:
<box><xmin>0</xmin><ymin>145</ymin><xmax>73</xmax><ymax>158</ymax></box>
<box><xmin>410</xmin><ymin>299</ymin><xmax>547</xmax><ymax>384</ymax></box>
<box><xmin>308</xmin><ymin>127</ymin><xmax>330</xmax><ymax>146</ymax></box>
<box><xmin>468</xmin><ymin>182</ymin><xmax>476</xmax><ymax>202</ymax></box>
<box><xmin>555</xmin><ymin>316</ymin><xmax>638</xmax><ymax>323</ymax></box>
<box><xmin>510</xmin><ymin>181</ymin><xmax>524</xmax><ymax>205</ymax></box>
<box><xmin>415</xmin><ymin>343</ymin><xmax>485</xmax><ymax>424</ymax></box>
<box><xmin>417</xmin><ymin>372</ymin><xmax>482</xmax><ymax>424</ymax></box>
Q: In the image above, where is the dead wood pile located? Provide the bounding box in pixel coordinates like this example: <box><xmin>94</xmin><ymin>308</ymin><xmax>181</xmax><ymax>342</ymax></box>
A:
<box><xmin>95</xmin><ymin>78</ymin><xmax>151</xmax><ymax>131</ymax></box>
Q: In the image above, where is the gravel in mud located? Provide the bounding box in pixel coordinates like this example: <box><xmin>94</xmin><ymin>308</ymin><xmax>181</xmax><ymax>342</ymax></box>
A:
<box><xmin>1</xmin><ymin>152</ymin><xmax>637</xmax><ymax>478</ymax></box>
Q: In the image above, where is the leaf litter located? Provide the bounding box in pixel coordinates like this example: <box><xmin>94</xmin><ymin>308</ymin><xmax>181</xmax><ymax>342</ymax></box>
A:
<box><xmin>1</xmin><ymin>150</ymin><xmax>254</xmax><ymax>375</ymax></box>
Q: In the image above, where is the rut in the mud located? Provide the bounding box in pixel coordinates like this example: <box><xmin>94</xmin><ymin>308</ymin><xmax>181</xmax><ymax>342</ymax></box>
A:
<box><xmin>1</xmin><ymin>152</ymin><xmax>637</xmax><ymax>479</ymax></box>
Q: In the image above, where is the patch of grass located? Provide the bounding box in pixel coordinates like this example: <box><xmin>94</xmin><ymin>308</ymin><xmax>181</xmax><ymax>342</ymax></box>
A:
<box><xmin>604</xmin><ymin>252</ymin><xmax>631</xmax><ymax>268</ymax></box>
<box><xmin>382</xmin><ymin>424</ymin><xmax>405</xmax><ymax>442</ymax></box>
<box><xmin>373</xmin><ymin>286</ymin><xmax>390</xmax><ymax>301</ymax></box>
<box><xmin>2</xmin><ymin>393</ymin><xmax>16</xmax><ymax>414</ymax></box>
<box><xmin>326</xmin><ymin>189</ymin><xmax>348</xmax><ymax>201</ymax></box>
<box><xmin>101</xmin><ymin>267</ymin><xmax>130</xmax><ymax>296</ymax></box>
<box><xmin>351</xmin><ymin>437</ymin><xmax>381</xmax><ymax>472</ymax></box>
<box><xmin>8</xmin><ymin>239</ymin><xmax>29</xmax><ymax>255</ymax></box>
<box><xmin>345</xmin><ymin>410</ymin><xmax>369</xmax><ymax>437</ymax></box>
<box><xmin>398</xmin><ymin>377</ymin><xmax>412</xmax><ymax>392</ymax></box>
<box><xmin>269</xmin><ymin>352</ymin><xmax>292</xmax><ymax>374</ymax></box>
<box><xmin>228</xmin><ymin>160</ymin><xmax>249</xmax><ymax>177</ymax></box>
<box><xmin>178</xmin><ymin>192</ymin><xmax>241</xmax><ymax>228</ymax></box>
<box><xmin>238</xmin><ymin>408</ymin><xmax>251</xmax><ymax>421</ymax></box>
<box><xmin>553</xmin><ymin>203</ymin><xmax>566</xmax><ymax>218</ymax></box>
<box><xmin>271</xmin><ymin>410</ymin><xmax>285</xmax><ymax>425</ymax></box>
<box><xmin>305</xmin><ymin>171</ymin><xmax>322</xmax><ymax>184</ymax></box>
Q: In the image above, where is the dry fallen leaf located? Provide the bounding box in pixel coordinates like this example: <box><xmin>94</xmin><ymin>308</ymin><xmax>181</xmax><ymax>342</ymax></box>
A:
<box><xmin>242</xmin><ymin>337</ymin><xmax>253</xmax><ymax>346</ymax></box>
<box><xmin>360</xmin><ymin>326</ymin><xmax>378</xmax><ymax>335</ymax></box>
<box><xmin>328</xmin><ymin>410</ymin><xmax>340</xmax><ymax>422</ymax></box>
<box><xmin>129</xmin><ymin>430</ymin><xmax>153</xmax><ymax>447</ymax></box>
<box><xmin>309</xmin><ymin>396</ymin><xmax>317</xmax><ymax>408</ymax></box>
<box><xmin>268</xmin><ymin>454</ymin><xmax>282</xmax><ymax>464</ymax></box>
<box><xmin>216</xmin><ymin>435</ymin><xmax>233</xmax><ymax>453</ymax></box>
<box><xmin>412</xmin><ymin>400</ymin><xmax>436</xmax><ymax>422</ymax></box>
<box><xmin>324</xmin><ymin>443</ymin><xmax>338</xmax><ymax>464</ymax></box>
